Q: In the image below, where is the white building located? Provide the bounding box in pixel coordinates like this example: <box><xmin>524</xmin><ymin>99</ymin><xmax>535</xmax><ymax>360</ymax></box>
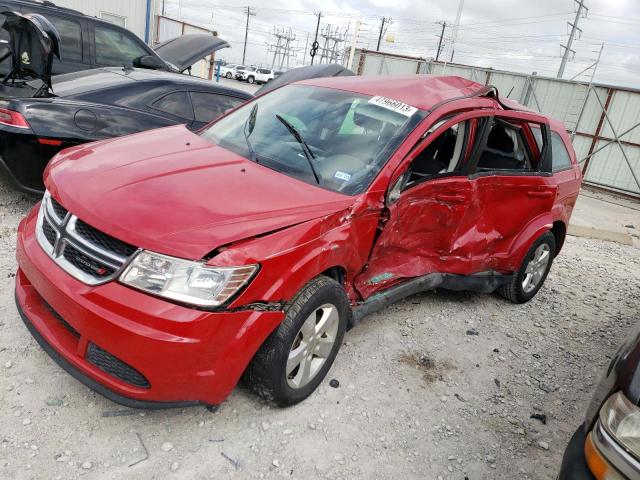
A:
<box><xmin>51</xmin><ymin>0</ymin><xmax>158</xmax><ymax>43</ymax></box>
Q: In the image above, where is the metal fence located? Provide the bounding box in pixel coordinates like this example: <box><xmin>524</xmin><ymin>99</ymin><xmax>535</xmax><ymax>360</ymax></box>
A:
<box><xmin>154</xmin><ymin>16</ymin><xmax>218</xmax><ymax>80</ymax></box>
<box><xmin>350</xmin><ymin>49</ymin><xmax>640</xmax><ymax>197</ymax></box>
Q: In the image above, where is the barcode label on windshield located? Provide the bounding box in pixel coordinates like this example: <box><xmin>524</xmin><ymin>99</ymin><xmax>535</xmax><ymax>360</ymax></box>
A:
<box><xmin>368</xmin><ymin>96</ymin><xmax>417</xmax><ymax>117</ymax></box>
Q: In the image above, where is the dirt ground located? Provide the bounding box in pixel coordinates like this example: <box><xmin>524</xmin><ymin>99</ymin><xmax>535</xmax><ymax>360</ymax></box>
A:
<box><xmin>1</xmin><ymin>180</ymin><xmax>639</xmax><ymax>480</ymax></box>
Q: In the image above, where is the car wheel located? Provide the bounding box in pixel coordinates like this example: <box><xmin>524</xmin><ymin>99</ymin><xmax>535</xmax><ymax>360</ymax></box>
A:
<box><xmin>244</xmin><ymin>275</ymin><xmax>348</xmax><ymax>406</ymax></box>
<box><xmin>225</xmin><ymin>72</ymin><xmax>232</xmax><ymax>78</ymax></box>
<box><xmin>247</xmin><ymin>76</ymin><xmax>255</xmax><ymax>84</ymax></box>
<box><xmin>498</xmin><ymin>231</ymin><xmax>556</xmax><ymax>304</ymax></box>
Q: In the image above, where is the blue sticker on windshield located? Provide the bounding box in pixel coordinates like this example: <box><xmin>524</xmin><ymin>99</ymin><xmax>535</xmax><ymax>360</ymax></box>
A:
<box><xmin>334</xmin><ymin>171</ymin><xmax>351</xmax><ymax>182</ymax></box>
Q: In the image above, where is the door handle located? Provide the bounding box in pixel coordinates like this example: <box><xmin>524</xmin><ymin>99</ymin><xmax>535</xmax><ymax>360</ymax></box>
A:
<box><xmin>527</xmin><ymin>191</ymin><xmax>554</xmax><ymax>198</ymax></box>
<box><xmin>435</xmin><ymin>193</ymin><xmax>466</xmax><ymax>204</ymax></box>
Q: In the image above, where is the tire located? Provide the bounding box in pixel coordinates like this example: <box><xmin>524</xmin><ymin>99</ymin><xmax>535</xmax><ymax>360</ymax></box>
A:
<box><xmin>498</xmin><ymin>231</ymin><xmax>556</xmax><ymax>304</ymax></box>
<box><xmin>247</xmin><ymin>76</ymin><xmax>255</xmax><ymax>84</ymax></box>
<box><xmin>244</xmin><ymin>275</ymin><xmax>349</xmax><ymax>406</ymax></box>
<box><xmin>225</xmin><ymin>72</ymin><xmax>232</xmax><ymax>78</ymax></box>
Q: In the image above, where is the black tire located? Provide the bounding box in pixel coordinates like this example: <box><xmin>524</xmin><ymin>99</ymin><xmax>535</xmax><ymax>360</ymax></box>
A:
<box><xmin>247</xmin><ymin>76</ymin><xmax>255</xmax><ymax>84</ymax></box>
<box><xmin>225</xmin><ymin>72</ymin><xmax>232</xmax><ymax>78</ymax></box>
<box><xmin>244</xmin><ymin>276</ymin><xmax>349</xmax><ymax>406</ymax></box>
<box><xmin>498</xmin><ymin>231</ymin><xmax>556</xmax><ymax>304</ymax></box>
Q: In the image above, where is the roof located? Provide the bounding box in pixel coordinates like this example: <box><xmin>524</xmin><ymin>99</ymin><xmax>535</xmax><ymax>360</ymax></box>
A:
<box><xmin>52</xmin><ymin>67</ymin><xmax>251</xmax><ymax>99</ymax></box>
<box><xmin>300</xmin><ymin>75</ymin><xmax>493</xmax><ymax>111</ymax></box>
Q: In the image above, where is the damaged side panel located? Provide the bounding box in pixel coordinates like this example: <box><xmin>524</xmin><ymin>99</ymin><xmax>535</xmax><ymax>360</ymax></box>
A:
<box><xmin>210</xmin><ymin>195</ymin><xmax>383</xmax><ymax>308</ymax></box>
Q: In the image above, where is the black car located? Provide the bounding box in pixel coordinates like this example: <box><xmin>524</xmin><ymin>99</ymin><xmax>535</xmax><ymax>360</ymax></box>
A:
<box><xmin>559</xmin><ymin>328</ymin><xmax>640</xmax><ymax>479</ymax></box>
<box><xmin>0</xmin><ymin>0</ymin><xmax>228</xmax><ymax>75</ymax></box>
<box><xmin>0</xmin><ymin>66</ymin><xmax>252</xmax><ymax>194</ymax></box>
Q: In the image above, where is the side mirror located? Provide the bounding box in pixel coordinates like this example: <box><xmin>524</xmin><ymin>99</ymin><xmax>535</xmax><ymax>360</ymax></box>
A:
<box><xmin>387</xmin><ymin>173</ymin><xmax>407</xmax><ymax>205</ymax></box>
<box><xmin>133</xmin><ymin>55</ymin><xmax>167</xmax><ymax>70</ymax></box>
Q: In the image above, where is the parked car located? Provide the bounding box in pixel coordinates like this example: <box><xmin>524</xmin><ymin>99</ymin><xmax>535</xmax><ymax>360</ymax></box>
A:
<box><xmin>218</xmin><ymin>63</ymin><xmax>238</xmax><ymax>78</ymax></box>
<box><xmin>0</xmin><ymin>1</ymin><xmax>229</xmax><ymax>76</ymax></box>
<box><xmin>235</xmin><ymin>65</ymin><xmax>256</xmax><ymax>82</ymax></box>
<box><xmin>0</xmin><ymin>10</ymin><xmax>248</xmax><ymax>195</ymax></box>
<box><xmin>14</xmin><ymin>75</ymin><xmax>582</xmax><ymax>410</ymax></box>
<box><xmin>251</xmin><ymin>68</ymin><xmax>275</xmax><ymax>84</ymax></box>
<box><xmin>559</xmin><ymin>328</ymin><xmax>640</xmax><ymax>479</ymax></box>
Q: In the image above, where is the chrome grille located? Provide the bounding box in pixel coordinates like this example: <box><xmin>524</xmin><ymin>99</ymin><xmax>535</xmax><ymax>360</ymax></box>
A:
<box><xmin>36</xmin><ymin>191</ymin><xmax>139</xmax><ymax>285</ymax></box>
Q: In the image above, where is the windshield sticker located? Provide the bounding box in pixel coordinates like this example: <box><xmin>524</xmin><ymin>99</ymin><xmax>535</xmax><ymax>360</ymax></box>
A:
<box><xmin>368</xmin><ymin>96</ymin><xmax>417</xmax><ymax>117</ymax></box>
<box><xmin>334</xmin><ymin>171</ymin><xmax>351</xmax><ymax>182</ymax></box>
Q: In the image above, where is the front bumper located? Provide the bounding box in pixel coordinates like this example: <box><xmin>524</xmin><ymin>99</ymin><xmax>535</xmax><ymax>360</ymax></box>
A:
<box><xmin>558</xmin><ymin>426</ymin><xmax>597</xmax><ymax>480</ymax></box>
<box><xmin>15</xmin><ymin>207</ymin><xmax>285</xmax><ymax>407</ymax></box>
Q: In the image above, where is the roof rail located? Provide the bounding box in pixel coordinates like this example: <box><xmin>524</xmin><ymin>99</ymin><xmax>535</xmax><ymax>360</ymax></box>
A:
<box><xmin>18</xmin><ymin>0</ymin><xmax>84</xmax><ymax>16</ymax></box>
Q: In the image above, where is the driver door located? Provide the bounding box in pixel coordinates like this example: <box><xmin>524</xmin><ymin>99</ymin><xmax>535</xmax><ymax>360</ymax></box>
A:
<box><xmin>354</xmin><ymin>113</ymin><xmax>488</xmax><ymax>300</ymax></box>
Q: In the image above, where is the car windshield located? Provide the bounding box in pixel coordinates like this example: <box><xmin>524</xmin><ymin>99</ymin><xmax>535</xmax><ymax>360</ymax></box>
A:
<box><xmin>200</xmin><ymin>85</ymin><xmax>424</xmax><ymax>195</ymax></box>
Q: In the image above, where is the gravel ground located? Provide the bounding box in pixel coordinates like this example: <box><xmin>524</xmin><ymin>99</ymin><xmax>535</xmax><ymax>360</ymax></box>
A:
<box><xmin>1</xmin><ymin>181</ymin><xmax>639</xmax><ymax>480</ymax></box>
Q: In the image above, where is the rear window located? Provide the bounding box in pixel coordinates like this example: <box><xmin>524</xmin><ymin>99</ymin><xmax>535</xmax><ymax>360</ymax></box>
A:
<box><xmin>152</xmin><ymin>91</ymin><xmax>193</xmax><ymax>120</ymax></box>
<box><xmin>190</xmin><ymin>92</ymin><xmax>243</xmax><ymax>123</ymax></box>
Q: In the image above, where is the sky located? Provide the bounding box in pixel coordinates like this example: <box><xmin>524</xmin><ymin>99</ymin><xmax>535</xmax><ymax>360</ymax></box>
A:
<box><xmin>158</xmin><ymin>0</ymin><xmax>640</xmax><ymax>88</ymax></box>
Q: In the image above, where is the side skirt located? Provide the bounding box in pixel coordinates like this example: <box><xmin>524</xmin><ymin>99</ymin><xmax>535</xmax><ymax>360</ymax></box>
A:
<box><xmin>349</xmin><ymin>271</ymin><xmax>513</xmax><ymax>328</ymax></box>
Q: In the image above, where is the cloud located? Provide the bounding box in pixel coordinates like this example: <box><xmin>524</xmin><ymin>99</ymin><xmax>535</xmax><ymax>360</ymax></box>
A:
<box><xmin>160</xmin><ymin>0</ymin><xmax>640</xmax><ymax>87</ymax></box>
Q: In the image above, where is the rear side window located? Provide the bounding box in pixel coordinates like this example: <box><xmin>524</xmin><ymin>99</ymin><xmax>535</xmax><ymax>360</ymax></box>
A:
<box><xmin>190</xmin><ymin>92</ymin><xmax>243</xmax><ymax>123</ymax></box>
<box><xmin>48</xmin><ymin>16</ymin><xmax>82</xmax><ymax>62</ymax></box>
<box><xmin>94</xmin><ymin>25</ymin><xmax>148</xmax><ymax>66</ymax></box>
<box><xmin>152</xmin><ymin>91</ymin><xmax>193</xmax><ymax>120</ymax></box>
<box><xmin>531</xmin><ymin>128</ymin><xmax>572</xmax><ymax>172</ymax></box>
<box><xmin>550</xmin><ymin>132</ymin><xmax>573</xmax><ymax>171</ymax></box>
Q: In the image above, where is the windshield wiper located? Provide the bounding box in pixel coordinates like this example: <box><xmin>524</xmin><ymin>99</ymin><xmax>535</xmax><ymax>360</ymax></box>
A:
<box><xmin>243</xmin><ymin>103</ymin><xmax>259</xmax><ymax>163</ymax></box>
<box><xmin>275</xmin><ymin>114</ymin><xmax>320</xmax><ymax>184</ymax></box>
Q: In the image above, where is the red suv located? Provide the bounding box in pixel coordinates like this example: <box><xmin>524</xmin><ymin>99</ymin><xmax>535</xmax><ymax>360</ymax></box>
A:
<box><xmin>15</xmin><ymin>75</ymin><xmax>582</xmax><ymax>409</ymax></box>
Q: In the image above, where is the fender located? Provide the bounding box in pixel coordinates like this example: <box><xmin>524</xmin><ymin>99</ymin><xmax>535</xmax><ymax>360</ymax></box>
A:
<box><xmin>212</xmin><ymin>207</ymin><xmax>381</xmax><ymax>308</ymax></box>
<box><xmin>497</xmin><ymin>212</ymin><xmax>554</xmax><ymax>271</ymax></box>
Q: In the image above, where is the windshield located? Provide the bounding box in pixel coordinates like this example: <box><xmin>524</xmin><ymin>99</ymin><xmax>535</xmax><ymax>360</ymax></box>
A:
<box><xmin>200</xmin><ymin>85</ymin><xmax>424</xmax><ymax>195</ymax></box>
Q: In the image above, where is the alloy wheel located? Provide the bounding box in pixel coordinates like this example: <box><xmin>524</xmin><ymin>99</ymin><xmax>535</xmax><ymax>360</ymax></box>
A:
<box><xmin>522</xmin><ymin>243</ymin><xmax>551</xmax><ymax>293</ymax></box>
<box><xmin>286</xmin><ymin>303</ymin><xmax>339</xmax><ymax>389</ymax></box>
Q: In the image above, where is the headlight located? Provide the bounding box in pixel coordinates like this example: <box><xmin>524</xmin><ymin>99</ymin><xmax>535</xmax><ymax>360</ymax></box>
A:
<box><xmin>600</xmin><ymin>391</ymin><xmax>640</xmax><ymax>459</ymax></box>
<box><xmin>119</xmin><ymin>251</ymin><xmax>257</xmax><ymax>307</ymax></box>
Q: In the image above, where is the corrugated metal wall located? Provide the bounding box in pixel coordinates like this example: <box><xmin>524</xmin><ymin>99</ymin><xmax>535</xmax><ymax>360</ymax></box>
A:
<box><xmin>53</xmin><ymin>0</ymin><xmax>149</xmax><ymax>40</ymax></box>
<box><xmin>352</xmin><ymin>49</ymin><xmax>640</xmax><ymax>196</ymax></box>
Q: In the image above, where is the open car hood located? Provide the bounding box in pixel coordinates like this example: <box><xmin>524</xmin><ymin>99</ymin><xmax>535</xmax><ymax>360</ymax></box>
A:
<box><xmin>255</xmin><ymin>64</ymin><xmax>354</xmax><ymax>96</ymax></box>
<box><xmin>0</xmin><ymin>10</ymin><xmax>60</xmax><ymax>90</ymax></box>
<box><xmin>153</xmin><ymin>34</ymin><xmax>229</xmax><ymax>72</ymax></box>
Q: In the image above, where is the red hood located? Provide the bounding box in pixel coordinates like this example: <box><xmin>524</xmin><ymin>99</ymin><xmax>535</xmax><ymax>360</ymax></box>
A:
<box><xmin>45</xmin><ymin>125</ymin><xmax>354</xmax><ymax>259</ymax></box>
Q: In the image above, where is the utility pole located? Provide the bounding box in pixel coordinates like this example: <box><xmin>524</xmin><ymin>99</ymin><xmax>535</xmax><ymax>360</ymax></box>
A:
<box><xmin>558</xmin><ymin>0</ymin><xmax>588</xmax><ymax>78</ymax></box>
<box><xmin>376</xmin><ymin>17</ymin><xmax>389</xmax><ymax>51</ymax></box>
<box><xmin>435</xmin><ymin>21</ymin><xmax>446</xmax><ymax>61</ymax></box>
<box><xmin>310</xmin><ymin>11</ymin><xmax>322</xmax><ymax>65</ymax></box>
<box><xmin>242</xmin><ymin>6</ymin><xmax>255</xmax><ymax>65</ymax></box>
<box><xmin>347</xmin><ymin>20</ymin><xmax>361</xmax><ymax>70</ymax></box>
<box><xmin>442</xmin><ymin>0</ymin><xmax>464</xmax><ymax>73</ymax></box>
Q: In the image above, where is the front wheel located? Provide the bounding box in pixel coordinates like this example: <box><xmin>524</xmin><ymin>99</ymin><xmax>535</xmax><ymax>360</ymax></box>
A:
<box><xmin>498</xmin><ymin>231</ymin><xmax>556</xmax><ymax>303</ymax></box>
<box><xmin>244</xmin><ymin>276</ymin><xmax>348</xmax><ymax>406</ymax></box>
<box><xmin>247</xmin><ymin>76</ymin><xmax>255</xmax><ymax>84</ymax></box>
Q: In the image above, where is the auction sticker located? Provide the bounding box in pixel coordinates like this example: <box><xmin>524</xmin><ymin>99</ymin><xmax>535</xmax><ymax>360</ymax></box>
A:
<box><xmin>334</xmin><ymin>171</ymin><xmax>352</xmax><ymax>181</ymax></box>
<box><xmin>368</xmin><ymin>96</ymin><xmax>417</xmax><ymax>117</ymax></box>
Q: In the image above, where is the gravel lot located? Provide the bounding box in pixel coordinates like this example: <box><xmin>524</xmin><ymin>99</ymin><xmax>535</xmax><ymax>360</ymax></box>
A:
<box><xmin>1</xmin><ymin>179</ymin><xmax>639</xmax><ymax>480</ymax></box>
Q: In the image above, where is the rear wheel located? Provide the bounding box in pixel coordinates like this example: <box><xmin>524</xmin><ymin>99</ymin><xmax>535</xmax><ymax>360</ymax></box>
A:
<box><xmin>498</xmin><ymin>231</ymin><xmax>556</xmax><ymax>303</ymax></box>
<box><xmin>244</xmin><ymin>276</ymin><xmax>348</xmax><ymax>406</ymax></box>
<box><xmin>225</xmin><ymin>72</ymin><xmax>232</xmax><ymax>78</ymax></box>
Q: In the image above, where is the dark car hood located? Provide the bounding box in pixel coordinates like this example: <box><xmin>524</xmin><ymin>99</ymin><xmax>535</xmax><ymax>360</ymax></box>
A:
<box><xmin>0</xmin><ymin>10</ymin><xmax>60</xmax><ymax>88</ymax></box>
<box><xmin>45</xmin><ymin>125</ymin><xmax>354</xmax><ymax>259</ymax></box>
<box><xmin>153</xmin><ymin>34</ymin><xmax>229</xmax><ymax>73</ymax></box>
<box><xmin>255</xmin><ymin>64</ymin><xmax>354</xmax><ymax>96</ymax></box>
